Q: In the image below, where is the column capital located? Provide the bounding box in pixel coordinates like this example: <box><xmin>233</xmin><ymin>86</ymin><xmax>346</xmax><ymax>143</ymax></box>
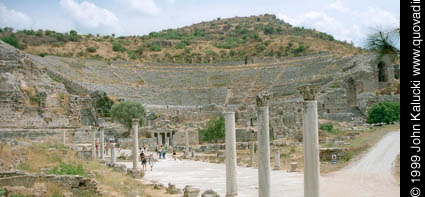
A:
<box><xmin>132</xmin><ymin>118</ymin><xmax>139</xmax><ymax>125</ymax></box>
<box><xmin>98</xmin><ymin>118</ymin><xmax>105</xmax><ymax>128</ymax></box>
<box><xmin>256</xmin><ymin>91</ymin><xmax>271</xmax><ymax>107</ymax></box>
<box><xmin>223</xmin><ymin>111</ymin><xmax>235</xmax><ymax>115</ymax></box>
<box><xmin>297</xmin><ymin>84</ymin><xmax>320</xmax><ymax>101</ymax></box>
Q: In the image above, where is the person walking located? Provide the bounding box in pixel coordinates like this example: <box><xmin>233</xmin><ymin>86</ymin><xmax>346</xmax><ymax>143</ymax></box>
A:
<box><xmin>159</xmin><ymin>146</ymin><xmax>164</xmax><ymax>159</ymax></box>
<box><xmin>172</xmin><ymin>149</ymin><xmax>177</xmax><ymax>160</ymax></box>
<box><xmin>148</xmin><ymin>153</ymin><xmax>155</xmax><ymax>171</ymax></box>
<box><xmin>140</xmin><ymin>152</ymin><xmax>147</xmax><ymax>171</ymax></box>
<box><xmin>95</xmin><ymin>139</ymin><xmax>99</xmax><ymax>157</ymax></box>
<box><xmin>105</xmin><ymin>141</ymin><xmax>110</xmax><ymax>156</ymax></box>
<box><xmin>163</xmin><ymin>145</ymin><xmax>167</xmax><ymax>159</ymax></box>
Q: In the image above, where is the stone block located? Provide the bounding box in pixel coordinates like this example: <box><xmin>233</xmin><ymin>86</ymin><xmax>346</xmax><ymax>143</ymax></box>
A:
<box><xmin>184</xmin><ymin>185</ymin><xmax>200</xmax><ymax>197</ymax></box>
<box><xmin>201</xmin><ymin>189</ymin><xmax>220</xmax><ymax>197</ymax></box>
<box><xmin>127</xmin><ymin>168</ymin><xmax>144</xmax><ymax>179</ymax></box>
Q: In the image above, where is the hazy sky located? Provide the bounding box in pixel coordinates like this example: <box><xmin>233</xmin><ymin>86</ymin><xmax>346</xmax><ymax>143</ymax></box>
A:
<box><xmin>0</xmin><ymin>0</ymin><xmax>399</xmax><ymax>46</ymax></box>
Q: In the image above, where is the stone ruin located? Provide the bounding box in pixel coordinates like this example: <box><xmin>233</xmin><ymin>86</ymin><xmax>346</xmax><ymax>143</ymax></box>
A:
<box><xmin>0</xmin><ymin>40</ymin><xmax>399</xmax><ymax>146</ymax></box>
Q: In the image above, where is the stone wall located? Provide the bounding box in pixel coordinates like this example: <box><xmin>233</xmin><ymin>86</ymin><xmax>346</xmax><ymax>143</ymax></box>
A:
<box><xmin>0</xmin><ymin>172</ymin><xmax>98</xmax><ymax>195</ymax></box>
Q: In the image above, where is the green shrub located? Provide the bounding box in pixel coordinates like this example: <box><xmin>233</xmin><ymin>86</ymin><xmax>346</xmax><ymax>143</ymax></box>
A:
<box><xmin>319</xmin><ymin>123</ymin><xmax>333</xmax><ymax>132</ymax></box>
<box><xmin>175</xmin><ymin>40</ymin><xmax>190</xmax><ymax>49</ymax></box>
<box><xmin>264</xmin><ymin>25</ymin><xmax>275</xmax><ymax>35</ymax></box>
<box><xmin>149</xmin><ymin>44</ymin><xmax>162</xmax><ymax>51</ymax></box>
<box><xmin>86</xmin><ymin>47</ymin><xmax>96</xmax><ymax>53</ymax></box>
<box><xmin>48</xmin><ymin>162</ymin><xmax>86</xmax><ymax>177</ymax></box>
<box><xmin>367</xmin><ymin>101</ymin><xmax>400</xmax><ymax>124</ymax></box>
<box><xmin>1</xmin><ymin>34</ymin><xmax>22</xmax><ymax>49</ymax></box>
<box><xmin>127</xmin><ymin>50</ymin><xmax>138</xmax><ymax>60</ymax></box>
<box><xmin>69</xmin><ymin>30</ymin><xmax>80</xmax><ymax>41</ymax></box>
<box><xmin>294</xmin><ymin>44</ymin><xmax>306</xmax><ymax>56</ymax></box>
<box><xmin>0</xmin><ymin>188</ymin><xmax>6</xmax><ymax>197</ymax></box>
<box><xmin>112</xmin><ymin>42</ymin><xmax>126</xmax><ymax>52</ymax></box>
<box><xmin>199</xmin><ymin>115</ymin><xmax>225</xmax><ymax>143</ymax></box>
<box><xmin>319</xmin><ymin>123</ymin><xmax>340</xmax><ymax>134</ymax></box>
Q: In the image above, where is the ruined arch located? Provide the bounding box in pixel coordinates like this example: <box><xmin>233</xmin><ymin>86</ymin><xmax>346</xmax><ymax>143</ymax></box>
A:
<box><xmin>377</xmin><ymin>61</ymin><xmax>388</xmax><ymax>82</ymax></box>
<box><xmin>346</xmin><ymin>78</ymin><xmax>357</xmax><ymax>107</ymax></box>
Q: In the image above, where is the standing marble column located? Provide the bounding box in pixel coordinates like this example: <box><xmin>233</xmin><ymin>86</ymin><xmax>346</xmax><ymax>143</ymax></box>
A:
<box><xmin>224</xmin><ymin>112</ymin><xmax>238</xmax><ymax>197</ymax></box>
<box><xmin>248</xmin><ymin>142</ymin><xmax>255</xmax><ymax>167</ymax></box>
<box><xmin>256</xmin><ymin>92</ymin><xmax>271</xmax><ymax>197</ymax></box>
<box><xmin>111</xmin><ymin>143</ymin><xmax>116</xmax><ymax>165</ymax></box>
<box><xmin>184</xmin><ymin>130</ymin><xmax>190</xmax><ymax>159</ymax></box>
<box><xmin>132</xmin><ymin>119</ymin><xmax>140</xmax><ymax>169</ymax></box>
<box><xmin>99</xmin><ymin>118</ymin><xmax>105</xmax><ymax>161</ymax></box>
<box><xmin>297</xmin><ymin>84</ymin><xmax>320</xmax><ymax>197</ymax></box>
<box><xmin>273</xmin><ymin>147</ymin><xmax>281</xmax><ymax>170</ymax></box>
<box><xmin>158</xmin><ymin>133</ymin><xmax>163</xmax><ymax>145</ymax></box>
<box><xmin>91</xmin><ymin>128</ymin><xmax>96</xmax><ymax>159</ymax></box>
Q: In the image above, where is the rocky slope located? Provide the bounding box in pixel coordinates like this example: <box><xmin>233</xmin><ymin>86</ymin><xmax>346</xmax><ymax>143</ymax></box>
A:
<box><xmin>0</xmin><ymin>40</ymin><xmax>90</xmax><ymax>140</ymax></box>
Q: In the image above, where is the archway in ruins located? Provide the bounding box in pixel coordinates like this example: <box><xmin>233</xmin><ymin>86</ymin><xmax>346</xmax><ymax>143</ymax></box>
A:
<box><xmin>377</xmin><ymin>61</ymin><xmax>388</xmax><ymax>82</ymax></box>
<box><xmin>346</xmin><ymin>78</ymin><xmax>357</xmax><ymax>107</ymax></box>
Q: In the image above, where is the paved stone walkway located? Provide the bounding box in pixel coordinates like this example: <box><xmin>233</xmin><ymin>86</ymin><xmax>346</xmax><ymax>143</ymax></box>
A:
<box><xmin>116</xmin><ymin>131</ymin><xmax>400</xmax><ymax>197</ymax></box>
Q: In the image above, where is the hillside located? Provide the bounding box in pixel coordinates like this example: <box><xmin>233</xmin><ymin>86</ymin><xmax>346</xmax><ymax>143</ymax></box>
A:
<box><xmin>0</xmin><ymin>14</ymin><xmax>363</xmax><ymax>63</ymax></box>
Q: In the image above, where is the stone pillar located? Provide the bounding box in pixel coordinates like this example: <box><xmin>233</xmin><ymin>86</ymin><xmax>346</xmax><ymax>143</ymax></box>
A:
<box><xmin>184</xmin><ymin>130</ymin><xmax>190</xmax><ymax>159</ymax></box>
<box><xmin>111</xmin><ymin>143</ymin><xmax>116</xmax><ymax>165</ymax></box>
<box><xmin>297</xmin><ymin>84</ymin><xmax>321</xmax><ymax>197</ymax></box>
<box><xmin>158</xmin><ymin>133</ymin><xmax>162</xmax><ymax>145</ymax></box>
<box><xmin>132</xmin><ymin>119</ymin><xmax>140</xmax><ymax>169</ymax></box>
<box><xmin>256</xmin><ymin>91</ymin><xmax>271</xmax><ymax>197</ymax></box>
<box><xmin>273</xmin><ymin>148</ymin><xmax>281</xmax><ymax>170</ymax></box>
<box><xmin>166</xmin><ymin>136</ymin><xmax>169</xmax><ymax>146</ymax></box>
<box><xmin>63</xmin><ymin>130</ymin><xmax>66</xmax><ymax>145</ymax></box>
<box><xmin>224</xmin><ymin>112</ymin><xmax>238</xmax><ymax>197</ymax></box>
<box><xmin>249</xmin><ymin>142</ymin><xmax>255</xmax><ymax>167</ymax></box>
<box><xmin>91</xmin><ymin>129</ymin><xmax>96</xmax><ymax>159</ymax></box>
<box><xmin>99</xmin><ymin>118</ymin><xmax>105</xmax><ymax>161</ymax></box>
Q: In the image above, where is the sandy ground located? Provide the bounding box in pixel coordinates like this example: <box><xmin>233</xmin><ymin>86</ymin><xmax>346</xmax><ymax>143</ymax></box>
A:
<box><xmin>117</xmin><ymin>131</ymin><xmax>400</xmax><ymax>197</ymax></box>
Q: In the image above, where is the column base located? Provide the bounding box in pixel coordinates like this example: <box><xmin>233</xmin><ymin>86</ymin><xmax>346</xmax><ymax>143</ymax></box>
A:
<box><xmin>225</xmin><ymin>194</ymin><xmax>238</xmax><ymax>197</ymax></box>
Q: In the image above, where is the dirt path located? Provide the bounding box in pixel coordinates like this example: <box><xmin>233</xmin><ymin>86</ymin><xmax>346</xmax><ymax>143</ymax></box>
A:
<box><xmin>321</xmin><ymin>131</ymin><xmax>400</xmax><ymax>196</ymax></box>
<box><xmin>118</xmin><ymin>131</ymin><xmax>400</xmax><ymax>196</ymax></box>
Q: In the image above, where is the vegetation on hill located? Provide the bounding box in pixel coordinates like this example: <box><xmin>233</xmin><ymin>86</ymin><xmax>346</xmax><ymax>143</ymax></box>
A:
<box><xmin>0</xmin><ymin>14</ymin><xmax>364</xmax><ymax>63</ymax></box>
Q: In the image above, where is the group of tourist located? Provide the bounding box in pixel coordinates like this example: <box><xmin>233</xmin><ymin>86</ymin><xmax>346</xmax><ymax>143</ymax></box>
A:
<box><xmin>139</xmin><ymin>145</ymin><xmax>155</xmax><ymax>171</ymax></box>
<box><xmin>157</xmin><ymin>145</ymin><xmax>167</xmax><ymax>159</ymax></box>
<box><xmin>94</xmin><ymin>138</ymin><xmax>117</xmax><ymax>156</ymax></box>
<box><xmin>138</xmin><ymin>144</ymin><xmax>180</xmax><ymax>171</ymax></box>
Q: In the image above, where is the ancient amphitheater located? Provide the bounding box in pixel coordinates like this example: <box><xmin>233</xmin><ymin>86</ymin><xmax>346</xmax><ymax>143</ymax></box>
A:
<box><xmin>0</xmin><ymin>40</ymin><xmax>399</xmax><ymax>144</ymax></box>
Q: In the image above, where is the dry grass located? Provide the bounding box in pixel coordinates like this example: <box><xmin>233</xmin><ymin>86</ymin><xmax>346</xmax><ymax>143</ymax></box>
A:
<box><xmin>234</xmin><ymin>124</ymin><xmax>400</xmax><ymax>174</ymax></box>
<box><xmin>321</xmin><ymin>124</ymin><xmax>400</xmax><ymax>173</ymax></box>
<box><xmin>9</xmin><ymin>142</ymin><xmax>176</xmax><ymax>197</ymax></box>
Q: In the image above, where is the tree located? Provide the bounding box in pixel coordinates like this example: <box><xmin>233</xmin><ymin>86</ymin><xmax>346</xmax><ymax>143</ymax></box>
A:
<box><xmin>110</xmin><ymin>101</ymin><xmax>146</xmax><ymax>132</ymax></box>
<box><xmin>95</xmin><ymin>96</ymin><xmax>113</xmax><ymax>117</ymax></box>
<box><xmin>366</xmin><ymin>101</ymin><xmax>400</xmax><ymax>124</ymax></box>
<box><xmin>366</xmin><ymin>27</ymin><xmax>399</xmax><ymax>61</ymax></box>
<box><xmin>199</xmin><ymin>115</ymin><xmax>225</xmax><ymax>143</ymax></box>
<box><xmin>69</xmin><ymin>30</ymin><xmax>80</xmax><ymax>41</ymax></box>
